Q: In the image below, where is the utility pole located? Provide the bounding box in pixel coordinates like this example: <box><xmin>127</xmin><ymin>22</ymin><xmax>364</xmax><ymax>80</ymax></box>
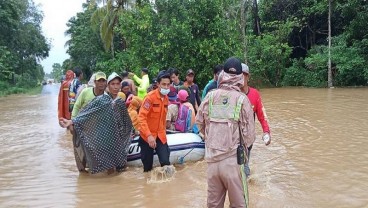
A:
<box><xmin>327</xmin><ymin>0</ymin><xmax>333</xmax><ymax>88</ymax></box>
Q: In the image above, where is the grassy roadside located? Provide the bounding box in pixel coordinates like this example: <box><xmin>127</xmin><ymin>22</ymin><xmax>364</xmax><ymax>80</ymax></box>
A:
<box><xmin>0</xmin><ymin>85</ymin><xmax>42</xmax><ymax>97</ymax></box>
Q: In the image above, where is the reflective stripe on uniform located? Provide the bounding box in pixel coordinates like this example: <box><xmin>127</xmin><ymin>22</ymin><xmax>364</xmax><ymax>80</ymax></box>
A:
<box><xmin>208</xmin><ymin>92</ymin><xmax>245</xmax><ymax>121</ymax></box>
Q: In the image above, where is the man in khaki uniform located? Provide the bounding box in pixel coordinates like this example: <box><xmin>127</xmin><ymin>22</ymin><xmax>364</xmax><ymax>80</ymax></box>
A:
<box><xmin>196</xmin><ymin>57</ymin><xmax>255</xmax><ymax>208</ymax></box>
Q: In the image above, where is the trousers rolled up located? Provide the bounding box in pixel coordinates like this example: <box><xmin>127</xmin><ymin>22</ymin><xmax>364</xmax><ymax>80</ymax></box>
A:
<box><xmin>138</xmin><ymin>137</ymin><xmax>170</xmax><ymax>172</ymax></box>
<box><xmin>207</xmin><ymin>155</ymin><xmax>247</xmax><ymax>208</ymax></box>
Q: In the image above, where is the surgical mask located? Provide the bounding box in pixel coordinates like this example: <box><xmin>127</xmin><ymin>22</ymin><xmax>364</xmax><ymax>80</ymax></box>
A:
<box><xmin>160</xmin><ymin>88</ymin><xmax>170</xmax><ymax>95</ymax></box>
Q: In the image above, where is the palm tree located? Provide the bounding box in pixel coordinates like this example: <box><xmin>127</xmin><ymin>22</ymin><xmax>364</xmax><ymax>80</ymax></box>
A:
<box><xmin>89</xmin><ymin>0</ymin><xmax>133</xmax><ymax>56</ymax></box>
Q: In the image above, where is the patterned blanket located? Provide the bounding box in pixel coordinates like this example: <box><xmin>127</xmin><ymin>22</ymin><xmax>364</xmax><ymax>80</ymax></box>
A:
<box><xmin>72</xmin><ymin>94</ymin><xmax>133</xmax><ymax>174</ymax></box>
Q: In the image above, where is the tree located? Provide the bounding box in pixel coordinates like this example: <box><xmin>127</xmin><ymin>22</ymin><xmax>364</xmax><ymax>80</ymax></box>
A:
<box><xmin>65</xmin><ymin>3</ymin><xmax>109</xmax><ymax>78</ymax></box>
<box><xmin>51</xmin><ymin>63</ymin><xmax>63</xmax><ymax>81</ymax></box>
<box><xmin>90</xmin><ymin>0</ymin><xmax>133</xmax><ymax>55</ymax></box>
<box><xmin>0</xmin><ymin>0</ymin><xmax>49</xmax><ymax>87</ymax></box>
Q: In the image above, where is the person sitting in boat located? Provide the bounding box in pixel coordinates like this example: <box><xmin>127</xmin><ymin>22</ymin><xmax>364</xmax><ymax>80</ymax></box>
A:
<box><xmin>127</xmin><ymin>95</ymin><xmax>143</xmax><ymax>136</ymax></box>
<box><xmin>121</xmin><ymin>81</ymin><xmax>132</xmax><ymax>98</ymax></box>
<box><xmin>146</xmin><ymin>78</ymin><xmax>158</xmax><ymax>93</ymax></box>
<box><xmin>166</xmin><ymin>89</ymin><xmax>195</xmax><ymax>132</ymax></box>
<box><xmin>167</xmin><ymin>86</ymin><xmax>178</xmax><ymax>104</ymax></box>
<box><xmin>120</xmin><ymin>71</ymin><xmax>137</xmax><ymax>96</ymax></box>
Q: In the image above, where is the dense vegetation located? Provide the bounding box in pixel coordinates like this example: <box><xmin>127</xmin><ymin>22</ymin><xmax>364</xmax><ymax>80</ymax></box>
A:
<box><xmin>1</xmin><ymin>0</ymin><xmax>367</xmax><ymax>93</ymax></box>
<box><xmin>66</xmin><ymin>0</ymin><xmax>368</xmax><ymax>88</ymax></box>
<box><xmin>0</xmin><ymin>0</ymin><xmax>50</xmax><ymax>95</ymax></box>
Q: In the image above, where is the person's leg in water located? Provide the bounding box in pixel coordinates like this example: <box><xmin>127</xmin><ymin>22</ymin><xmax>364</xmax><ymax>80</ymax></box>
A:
<box><xmin>155</xmin><ymin>138</ymin><xmax>173</xmax><ymax>175</ymax></box>
<box><xmin>72</xmin><ymin>129</ymin><xmax>88</xmax><ymax>173</ymax></box>
<box><xmin>139</xmin><ymin>136</ymin><xmax>154</xmax><ymax>172</ymax></box>
<box><xmin>155</xmin><ymin>138</ymin><xmax>170</xmax><ymax>166</ymax></box>
<box><xmin>244</xmin><ymin>144</ymin><xmax>252</xmax><ymax>177</ymax></box>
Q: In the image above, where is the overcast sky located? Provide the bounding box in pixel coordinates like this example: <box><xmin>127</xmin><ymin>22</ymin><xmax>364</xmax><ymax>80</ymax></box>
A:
<box><xmin>34</xmin><ymin>0</ymin><xmax>86</xmax><ymax>73</ymax></box>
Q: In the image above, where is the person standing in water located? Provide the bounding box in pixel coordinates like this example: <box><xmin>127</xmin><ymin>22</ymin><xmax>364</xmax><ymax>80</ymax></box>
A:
<box><xmin>202</xmin><ymin>64</ymin><xmax>223</xmax><ymax>99</ymax></box>
<box><xmin>138</xmin><ymin>71</ymin><xmax>171</xmax><ymax>172</ymax></box>
<box><xmin>106</xmin><ymin>72</ymin><xmax>123</xmax><ymax>100</ymax></box>
<box><xmin>69</xmin><ymin>67</ymin><xmax>83</xmax><ymax>112</ymax></box>
<box><xmin>59</xmin><ymin>72</ymin><xmax>132</xmax><ymax>174</ymax></box>
<box><xmin>58</xmin><ymin>70</ymin><xmax>74</xmax><ymax>120</ymax></box>
<box><xmin>71</xmin><ymin>72</ymin><xmax>107</xmax><ymax>119</ymax></box>
<box><xmin>196</xmin><ymin>57</ymin><xmax>255</xmax><ymax>208</ymax></box>
<box><xmin>241</xmin><ymin>63</ymin><xmax>271</xmax><ymax>177</ymax></box>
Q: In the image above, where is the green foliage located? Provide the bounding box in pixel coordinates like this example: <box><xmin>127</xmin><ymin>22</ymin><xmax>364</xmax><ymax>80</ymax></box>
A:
<box><xmin>0</xmin><ymin>80</ymin><xmax>10</xmax><ymax>91</ymax></box>
<box><xmin>304</xmin><ymin>35</ymin><xmax>368</xmax><ymax>87</ymax></box>
<box><xmin>51</xmin><ymin>63</ymin><xmax>63</xmax><ymax>82</ymax></box>
<box><xmin>15</xmin><ymin>73</ymin><xmax>38</xmax><ymax>88</ymax></box>
<box><xmin>247</xmin><ymin>20</ymin><xmax>294</xmax><ymax>86</ymax></box>
<box><xmin>65</xmin><ymin>3</ymin><xmax>110</xmax><ymax>79</ymax></box>
<box><xmin>282</xmin><ymin>59</ymin><xmax>307</xmax><ymax>86</ymax></box>
<box><xmin>0</xmin><ymin>0</ymin><xmax>49</xmax><ymax>91</ymax></box>
<box><xmin>115</xmin><ymin>0</ymin><xmax>241</xmax><ymax>87</ymax></box>
<box><xmin>0</xmin><ymin>81</ymin><xmax>42</xmax><ymax>97</ymax></box>
<box><xmin>64</xmin><ymin>0</ymin><xmax>367</xmax><ymax>88</ymax></box>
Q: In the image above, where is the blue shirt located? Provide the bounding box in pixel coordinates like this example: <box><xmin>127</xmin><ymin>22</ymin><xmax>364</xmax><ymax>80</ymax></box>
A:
<box><xmin>202</xmin><ymin>80</ymin><xmax>214</xmax><ymax>100</ymax></box>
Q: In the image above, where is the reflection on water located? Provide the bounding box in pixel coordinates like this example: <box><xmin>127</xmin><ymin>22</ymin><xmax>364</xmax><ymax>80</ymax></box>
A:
<box><xmin>0</xmin><ymin>86</ymin><xmax>368</xmax><ymax>207</ymax></box>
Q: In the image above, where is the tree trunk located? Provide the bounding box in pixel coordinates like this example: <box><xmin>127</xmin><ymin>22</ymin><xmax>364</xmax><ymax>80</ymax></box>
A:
<box><xmin>240</xmin><ymin>0</ymin><xmax>250</xmax><ymax>63</ymax></box>
<box><xmin>253</xmin><ymin>0</ymin><xmax>261</xmax><ymax>36</ymax></box>
<box><xmin>328</xmin><ymin>0</ymin><xmax>333</xmax><ymax>87</ymax></box>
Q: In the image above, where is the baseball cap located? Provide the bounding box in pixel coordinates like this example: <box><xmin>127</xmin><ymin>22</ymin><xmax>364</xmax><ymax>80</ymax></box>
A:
<box><xmin>107</xmin><ymin>72</ymin><xmax>122</xmax><ymax>84</ymax></box>
<box><xmin>178</xmin><ymin>89</ymin><xmax>189</xmax><ymax>102</ymax></box>
<box><xmin>95</xmin><ymin>71</ymin><xmax>107</xmax><ymax>81</ymax></box>
<box><xmin>223</xmin><ymin>57</ymin><xmax>242</xmax><ymax>75</ymax></box>
<box><xmin>241</xmin><ymin>63</ymin><xmax>249</xmax><ymax>74</ymax></box>
<box><xmin>186</xmin><ymin>69</ymin><xmax>195</xmax><ymax>76</ymax></box>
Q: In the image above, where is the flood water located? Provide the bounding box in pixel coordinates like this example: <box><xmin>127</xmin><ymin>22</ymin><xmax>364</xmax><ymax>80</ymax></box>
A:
<box><xmin>0</xmin><ymin>85</ymin><xmax>367</xmax><ymax>208</ymax></box>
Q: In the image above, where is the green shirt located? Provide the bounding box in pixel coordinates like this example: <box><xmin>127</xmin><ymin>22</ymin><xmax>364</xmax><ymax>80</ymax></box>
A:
<box><xmin>71</xmin><ymin>87</ymin><xmax>96</xmax><ymax>118</ymax></box>
<box><xmin>133</xmin><ymin>74</ymin><xmax>150</xmax><ymax>99</ymax></box>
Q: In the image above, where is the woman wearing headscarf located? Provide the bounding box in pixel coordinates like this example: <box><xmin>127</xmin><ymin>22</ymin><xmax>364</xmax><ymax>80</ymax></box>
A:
<box><xmin>58</xmin><ymin>70</ymin><xmax>74</xmax><ymax>120</ymax></box>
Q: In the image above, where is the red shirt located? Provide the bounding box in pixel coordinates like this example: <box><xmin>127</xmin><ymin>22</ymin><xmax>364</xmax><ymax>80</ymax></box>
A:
<box><xmin>245</xmin><ymin>87</ymin><xmax>270</xmax><ymax>134</ymax></box>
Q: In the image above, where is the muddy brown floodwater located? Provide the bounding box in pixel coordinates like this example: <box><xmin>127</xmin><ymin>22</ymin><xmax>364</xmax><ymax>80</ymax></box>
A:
<box><xmin>0</xmin><ymin>85</ymin><xmax>367</xmax><ymax>207</ymax></box>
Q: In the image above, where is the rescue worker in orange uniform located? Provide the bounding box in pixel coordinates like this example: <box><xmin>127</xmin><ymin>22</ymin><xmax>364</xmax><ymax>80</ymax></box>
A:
<box><xmin>138</xmin><ymin>70</ymin><xmax>171</xmax><ymax>172</ymax></box>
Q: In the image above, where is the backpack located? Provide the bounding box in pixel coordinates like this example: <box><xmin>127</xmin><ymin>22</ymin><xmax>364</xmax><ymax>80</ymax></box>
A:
<box><xmin>174</xmin><ymin>103</ymin><xmax>192</xmax><ymax>133</ymax></box>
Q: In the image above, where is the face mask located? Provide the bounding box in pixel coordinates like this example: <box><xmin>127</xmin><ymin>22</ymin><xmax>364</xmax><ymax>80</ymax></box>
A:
<box><xmin>160</xmin><ymin>88</ymin><xmax>170</xmax><ymax>95</ymax></box>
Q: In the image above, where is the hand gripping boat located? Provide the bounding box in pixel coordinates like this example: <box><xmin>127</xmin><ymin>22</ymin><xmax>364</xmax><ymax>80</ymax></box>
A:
<box><xmin>127</xmin><ymin>131</ymin><xmax>205</xmax><ymax>166</ymax></box>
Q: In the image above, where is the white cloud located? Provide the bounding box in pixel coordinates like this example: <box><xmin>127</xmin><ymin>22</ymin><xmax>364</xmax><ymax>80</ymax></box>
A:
<box><xmin>34</xmin><ymin>0</ymin><xmax>86</xmax><ymax>73</ymax></box>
